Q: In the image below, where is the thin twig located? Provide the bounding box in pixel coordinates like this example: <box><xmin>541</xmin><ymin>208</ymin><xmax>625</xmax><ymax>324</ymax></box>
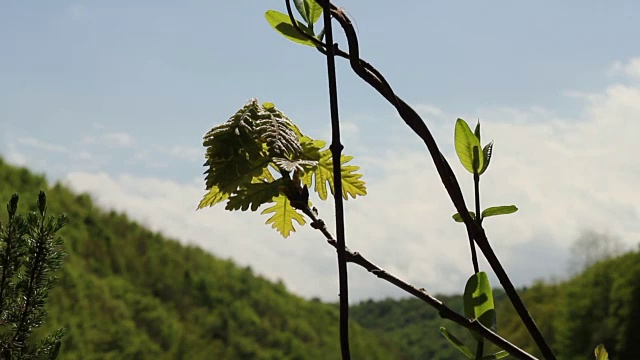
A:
<box><xmin>291</xmin><ymin>205</ymin><xmax>538</xmax><ymax>360</ymax></box>
<box><xmin>321</xmin><ymin>1</ymin><xmax>352</xmax><ymax>358</ymax></box>
<box><xmin>310</xmin><ymin>2</ymin><xmax>557</xmax><ymax>358</ymax></box>
<box><xmin>283</xmin><ymin>0</ymin><xmax>555</xmax><ymax>358</ymax></box>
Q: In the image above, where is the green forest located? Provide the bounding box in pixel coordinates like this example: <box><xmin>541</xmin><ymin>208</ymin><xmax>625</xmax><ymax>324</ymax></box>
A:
<box><xmin>1</xmin><ymin>155</ymin><xmax>638</xmax><ymax>359</ymax></box>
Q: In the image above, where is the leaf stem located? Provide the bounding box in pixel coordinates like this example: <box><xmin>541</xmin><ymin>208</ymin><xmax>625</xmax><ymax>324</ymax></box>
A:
<box><xmin>471</xmin><ymin>171</ymin><xmax>480</xmax><ymax>274</ymax></box>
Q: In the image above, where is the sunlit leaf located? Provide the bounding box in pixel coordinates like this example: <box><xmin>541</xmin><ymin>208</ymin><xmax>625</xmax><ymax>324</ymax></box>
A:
<box><xmin>304</xmin><ymin>0</ymin><xmax>323</xmax><ymax>25</ymax></box>
<box><xmin>265</xmin><ymin>10</ymin><xmax>316</xmax><ymax>47</ymax></box>
<box><xmin>481</xmin><ymin>205</ymin><xmax>518</xmax><ymax>219</ymax></box>
<box><xmin>440</xmin><ymin>327</ymin><xmax>473</xmax><ymax>359</ymax></box>
<box><xmin>464</xmin><ymin>272</ymin><xmax>497</xmax><ymax>341</ymax></box>
<box><xmin>301</xmin><ymin>150</ymin><xmax>366</xmax><ymax>200</ymax></box>
<box><xmin>595</xmin><ymin>344</ymin><xmax>609</xmax><ymax>360</ymax></box>
<box><xmin>455</xmin><ymin>118</ymin><xmax>484</xmax><ymax>174</ymax></box>
<box><xmin>474</xmin><ymin>120</ymin><xmax>481</xmax><ymax>144</ymax></box>
<box><xmin>198</xmin><ymin>185</ymin><xmax>231</xmax><ymax>209</ymax></box>
<box><xmin>261</xmin><ymin>194</ymin><xmax>306</xmax><ymax>238</ymax></box>
<box><xmin>452</xmin><ymin>211</ymin><xmax>476</xmax><ymax>223</ymax></box>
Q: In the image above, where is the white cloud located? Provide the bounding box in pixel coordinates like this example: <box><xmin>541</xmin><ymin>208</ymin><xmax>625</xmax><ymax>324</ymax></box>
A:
<box><xmin>17</xmin><ymin>137</ymin><xmax>68</xmax><ymax>153</ymax></box>
<box><xmin>82</xmin><ymin>132</ymin><xmax>134</xmax><ymax>148</ymax></box>
<box><xmin>609</xmin><ymin>57</ymin><xmax>640</xmax><ymax>80</ymax></box>
<box><xmin>57</xmin><ymin>62</ymin><xmax>640</xmax><ymax>302</ymax></box>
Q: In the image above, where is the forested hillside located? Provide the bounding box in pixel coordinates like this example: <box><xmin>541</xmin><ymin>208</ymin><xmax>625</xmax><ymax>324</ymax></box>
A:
<box><xmin>0</xmin><ymin>156</ymin><xmax>404</xmax><ymax>359</ymax></box>
<box><xmin>352</xmin><ymin>250</ymin><xmax>640</xmax><ymax>359</ymax></box>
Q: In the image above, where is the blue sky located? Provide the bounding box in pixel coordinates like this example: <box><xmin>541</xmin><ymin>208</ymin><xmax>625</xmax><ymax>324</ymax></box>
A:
<box><xmin>1</xmin><ymin>0</ymin><xmax>640</xmax><ymax>302</ymax></box>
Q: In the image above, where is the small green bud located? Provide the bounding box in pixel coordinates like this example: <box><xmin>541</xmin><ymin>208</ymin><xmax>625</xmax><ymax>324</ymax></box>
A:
<box><xmin>7</xmin><ymin>193</ymin><xmax>19</xmax><ymax>216</ymax></box>
<box><xmin>38</xmin><ymin>190</ymin><xmax>47</xmax><ymax>216</ymax></box>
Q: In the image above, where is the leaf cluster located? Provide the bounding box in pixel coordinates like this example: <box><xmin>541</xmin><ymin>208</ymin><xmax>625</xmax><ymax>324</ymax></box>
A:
<box><xmin>452</xmin><ymin>119</ymin><xmax>517</xmax><ymax>224</ymax></box>
<box><xmin>199</xmin><ymin>99</ymin><xmax>366</xmax><ymax>237</ymax></box>
<box><xmin>0</xmin><ymin>191</ymin><xmax>66</xmax><ymax>360</ymax></box>
<box><xmin>265</xmin><ymin>0</ymin><xmax>324</xmax><ymax>47</ymax></box>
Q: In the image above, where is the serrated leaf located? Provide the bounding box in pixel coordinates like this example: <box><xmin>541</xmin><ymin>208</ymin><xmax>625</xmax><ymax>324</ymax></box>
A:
<box><xmin>479</xmin><ymin>141</ymin><xmax>494</xmax><ymax>175</ymax></box>
<box><xmin>452</xmin><ymin>211</ymin><xmax>476</xmax><ymax>223</ymax></box>
<box><xmin>198</xmin><ymin>185</ymin><xmax>231</xmax><ymax>209</ymax></box>
<box><xmin>482</xmin><ymin>351</ymin><xmax>509</xmax><ymax>360</ymax></box>
<box><xmin>594</xmin><ymin>344</ymin><xmax>608</xmax><ymax>360</ymax></box>
<box><xmin>304</xmin><ymin>0</ymin><xmax>323</xmax><ymax>25</ymax></box>
<box><xmin>299</xmin><ymin>135</ymin><xmax>325</xmax><ymax>161</ymax></box>
<box><xmin>265</xmin><ymin>10</ymin><xmax>317</xmax><ymax>47</ymax></box>
<box><xmin>440</xmin><ymin>327</ymin><xmax>473</xmax><ymax>359</ymax></box>
<box><xmin>301</xmin><ymin>150</ymin><xmax>366</xmax><ymax>200</ymax></box>
<box><xmin>226</xmin><ymin>181</ymin><xmax>283</xmax><ymax>212</ymax></box>
<box><xmin>464</xmin><ymin>272</ymin><xmax>497</xmax><ymax>341</ymax></box>
<box><xmin>261</xmin><ymin>194</ymin><xmax>306</xmax><ymax>238</ymax></box>
<box><xmin>455</xmin><ymin>118</ymin><xmax>484</xmax><ymax>174</ymax></box>
<box><xmin>481</xmin><ymin>205</ymin><xmax>518</xmax><ymax>218</ymax></box>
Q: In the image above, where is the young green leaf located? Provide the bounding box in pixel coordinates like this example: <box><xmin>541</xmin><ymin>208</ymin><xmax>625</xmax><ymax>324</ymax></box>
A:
<box><xmin>482</xmin><ymin>351</ymin><xmax>509</xmax><ymax>360</ymax></box>
<box><xmin>452</xmin><ymin>211</ymin><xmax>476</xmax><ymax>223</ymax></box>
<box><xmin>455</xmin><ymin>118</ymin><xmax>484</xmax><ymax>174</ymax></box>
<box><xmin>265</xmin><ymin>10</ymin><xmax>317</xmax><ymax>47</ymax></box>
<box><xmin>481</xmin><ymin>205</ymin><xmax>518</xmax><ymax>219</ymax></box>
<box><xmin>594</xmin><ymin>344</ymin><xmax>608</xmax><ymax>360</ymax></box>
<box><xmin>303</xmin><ymin>0</ymin><xmax>323</xmax><ymax>26</ymax></box>
<box><xmin>301</xmin><ymin>150</ymin><xmax>367</xmax><ymax>200</ymax></box>
<box><xmin>226</xmin><ymin>181</ymin><xmax>283</xmax><ymax>212</ymax></box>
<box><xmin>293</xmin><ymin>0</ymin><xmax>309</xmax><ymax>23</ymax></box>
<box><xmin>261</xmin><ymin>194</ymin><xmax>306</xmax><ymax>238</ymax></box>
<box><xmin>479</xmin><ymin>141</ymin><xmax>494</xmax><ymax>175</ymax></box>
<box><xmin>474</xmin><ymin>120</ymin><xmax>481</xmax><ymax>144</ymax></box>
<box><xmin>440</xmin><ymin>327</ymin><xmax>474</xmax><ymax>359</ymax></box>
<box><xmin>464</xmin><ymin>272</ymin><xmax>497</xmax><ymax>341</ymax></box>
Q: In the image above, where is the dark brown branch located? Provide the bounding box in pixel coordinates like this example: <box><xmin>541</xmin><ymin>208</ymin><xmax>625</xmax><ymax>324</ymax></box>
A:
<box><xmin>292</xmin><ymin>204</ymin><xmax>538</xmax><ymax>360</ymax></box>
<box><xmin>321</xmin><ymin>0</ymin><xmax>352</xmax><ymax>358</ymax></box>
<box><xmin>304</xmin><ymin>2</ymin><xmax>557</xmax><ymax>358</ymax></box>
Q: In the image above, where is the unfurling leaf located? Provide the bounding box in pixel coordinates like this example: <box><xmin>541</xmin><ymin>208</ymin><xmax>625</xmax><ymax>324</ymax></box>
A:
<box><xmin>273</xmin><ymin>158</ymin><xmax>318</xmax><ymax>173</ymax></box>
<box><xmin>452</xmin><ymin>211</ymin><xmax>476</xmax><ymax>223</ymax></box>
<box><xmin>262</xmin><ymin>195</ymin><xmax>306</xmax><ymax>238</ymax></box>
<box><xmin>479</xmin><ymin>141</ymin><xmax>494</xmax><ymax>175</ymax></box>
<box><xmin>594</xmin><ymin>344</ymin><xmax>608</xmax><ymax>360</ymax></box>
<box><xmin>255</xmin><ymin>103</ymin><xmax>302</xmax><ymax>157</ymax></box>
<box><xmin>455</xmin><ymin>118</ymin><xmax>484</xmax><ymax>174</ymax></box>
<box><xmin>464</xmin><ymin>272</ymin><xmax>496</xmax><ymax>341</ymax></box>
<box><xmin>301</xmin><ymin>150</ymin><xmax>367</xmax><ymax>200</ymax></box>
<box><xmin>440</xmin><ymin>327</ymin><xmax>473</xmax><ymax>359</ymax></box>
<box><xmin>265</xmin><ymin>10</ymin><xmax>317</xmax><ymax>47</ymax></box>
<box><xmin>481</xmin><ymin>205</ymin><xmax>518</xmax><ymax>219</ymax></box>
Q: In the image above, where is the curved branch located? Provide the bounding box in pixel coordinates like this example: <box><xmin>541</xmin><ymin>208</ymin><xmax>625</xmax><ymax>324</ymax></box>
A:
<box><xmin>291</xmin><ymin>203</ymin><xmax>538</xmax><ymax>360</ymax></box>
<box><xmin>291</xmin><ymin>2</ymin><xmax>556</xmax><ymax>358</ymax></box>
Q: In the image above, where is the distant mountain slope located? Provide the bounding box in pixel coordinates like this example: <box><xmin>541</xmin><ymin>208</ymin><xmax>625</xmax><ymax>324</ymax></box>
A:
<box><xmin>0</xmin><ymin>156</ymin><xmax>404</xmax><ymax>359</ymax></box>
<box><xmin>352</xmin><ymin>249</ymin><xmax>640</xmax><ymax>359</ymax></box>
